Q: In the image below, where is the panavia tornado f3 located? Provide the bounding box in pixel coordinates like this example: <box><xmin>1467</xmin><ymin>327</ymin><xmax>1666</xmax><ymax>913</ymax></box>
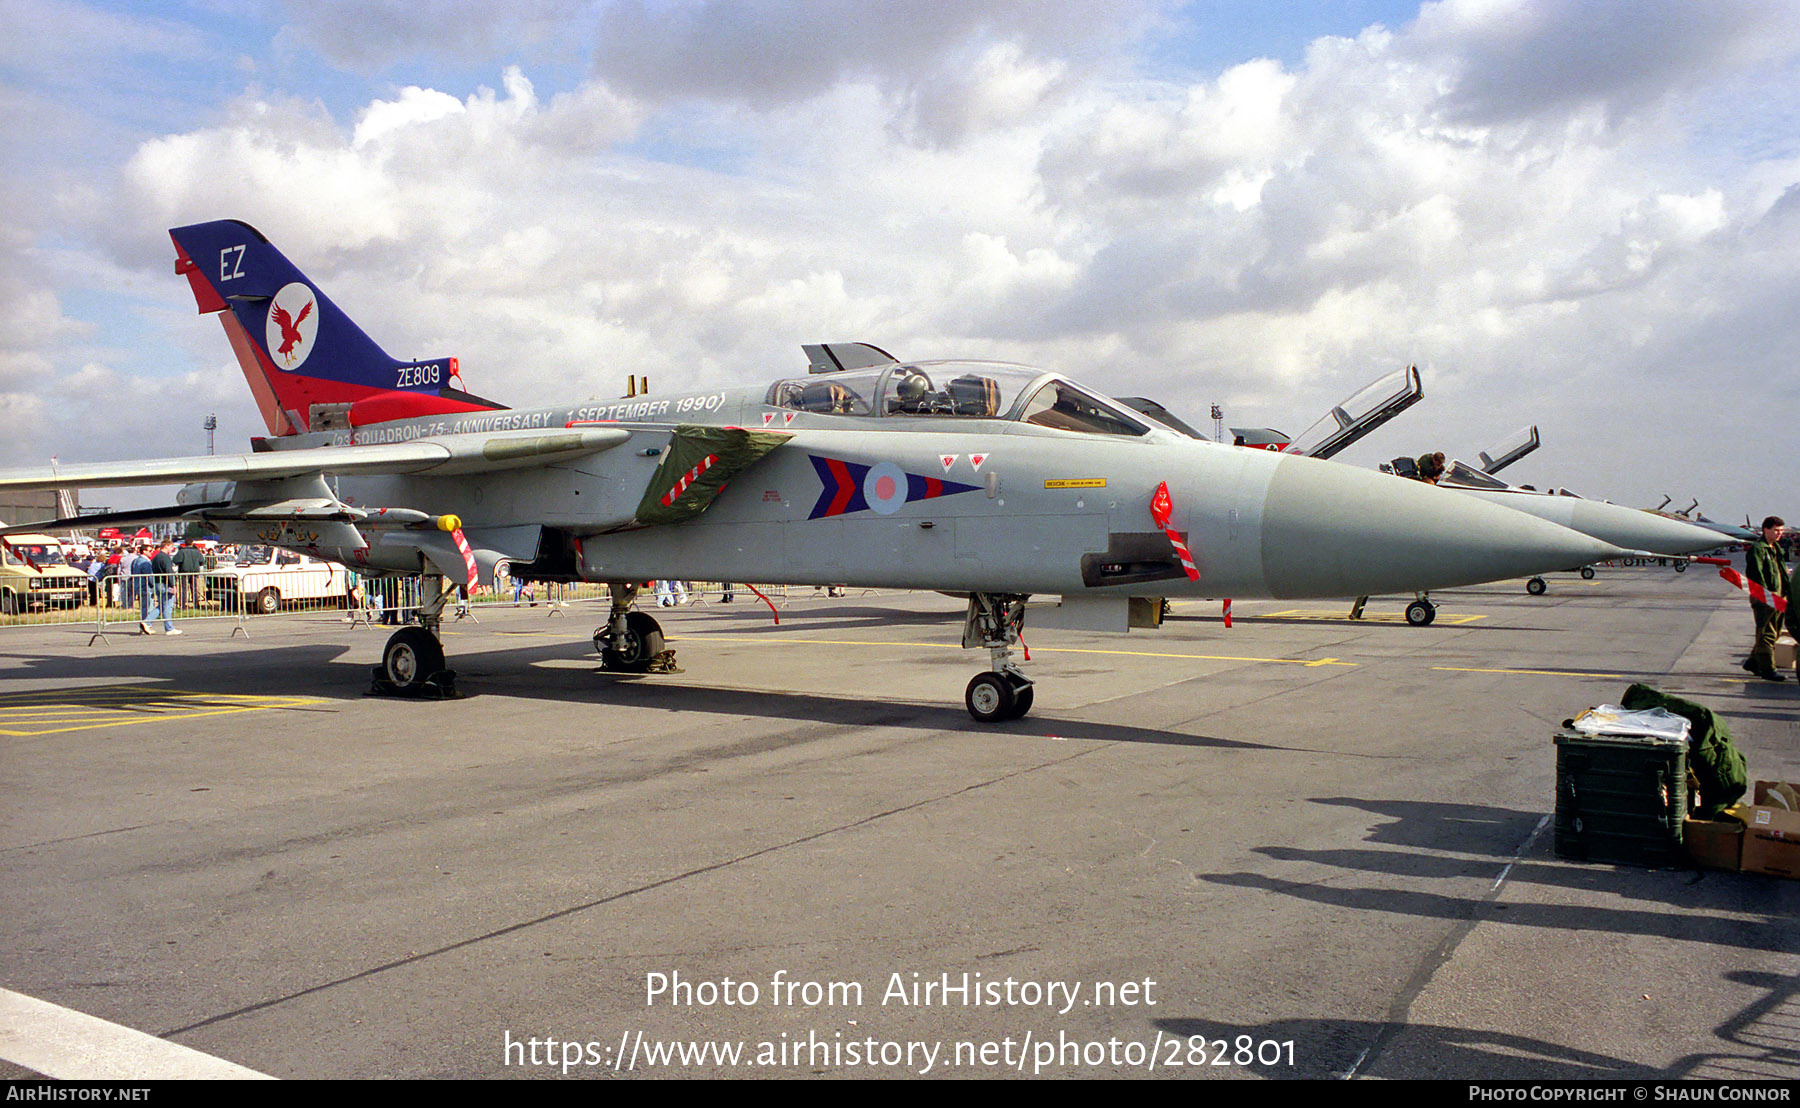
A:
<box><xmin>0</xmin><ymin>220</ymin><xmax>1630</xmax><ymax>721</ymax></box>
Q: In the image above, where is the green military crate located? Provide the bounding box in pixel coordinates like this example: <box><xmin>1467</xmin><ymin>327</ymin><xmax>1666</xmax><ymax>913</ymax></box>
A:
<box><xmin>1553</xmin><ymin>730</ymin><xmax>1688</xmax><ymax>867</ymax></box>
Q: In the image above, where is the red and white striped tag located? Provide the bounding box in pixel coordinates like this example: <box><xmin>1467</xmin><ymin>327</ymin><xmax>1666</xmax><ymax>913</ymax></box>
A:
<box><xmin>1149</xmin><ymin>481</ymin><xmax>1200</xmax><ymax>581</ymax></box>
<box><xmin>450</xmin><ymin>527</ymin><xmax>478</xmax><ymax>586</ymax></box>
<box><xmin>661</xmin><ymin>453</ymin><xmax>719</xmax><ymax>507</ymax></box>
<box><xmin>1720</xmin><ymin>566</ymin><xmax>1789</xmax><ymax>613</ymax></box>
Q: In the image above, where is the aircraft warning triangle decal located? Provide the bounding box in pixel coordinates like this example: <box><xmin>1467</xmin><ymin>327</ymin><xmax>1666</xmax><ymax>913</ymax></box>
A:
<box><xmin>807</xmin><ymin>455</ymin><xmax>980</xmax><ymax>519</ymax></box>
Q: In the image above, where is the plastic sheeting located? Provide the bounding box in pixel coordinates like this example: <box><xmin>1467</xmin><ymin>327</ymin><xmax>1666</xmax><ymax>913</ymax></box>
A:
<box><xmin>1569</xmin><ymin>705</ymin><xmax>1692</xmax><ymax>743</ymax></box>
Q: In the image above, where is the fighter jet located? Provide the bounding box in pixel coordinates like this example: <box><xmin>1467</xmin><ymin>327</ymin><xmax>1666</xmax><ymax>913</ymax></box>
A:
<box><xmin>1646</xmin><ymin>497</ymin><xmax>1756</xmax><ymax>543</ymax></box>
<box><xmin>0</xmin><ymin>220</ymin><xmax>1628</xmax><ymax>720</ymax></box>
<box><xmin>1429</xmin><ymin>460</ymin><xmax>1729</xmax><ymax>594</ymax></box>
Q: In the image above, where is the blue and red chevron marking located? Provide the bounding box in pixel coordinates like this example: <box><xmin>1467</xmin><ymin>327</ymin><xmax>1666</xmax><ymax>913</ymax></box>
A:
<box><xmin>807</xmin><ymin>456</ymin><xmax>980</xmax><ymax>519</ymax></box>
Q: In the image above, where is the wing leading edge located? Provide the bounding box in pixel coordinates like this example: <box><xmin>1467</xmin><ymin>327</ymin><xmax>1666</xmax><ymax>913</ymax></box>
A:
<box><xmin>0</xmin><ymin>428</ymin><xmax>633</xmax><ymax>493</ymax></box>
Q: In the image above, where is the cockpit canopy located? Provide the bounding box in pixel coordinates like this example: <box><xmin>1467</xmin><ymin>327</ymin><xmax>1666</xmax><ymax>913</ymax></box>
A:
<box><xmin>1437</xmin><ymin>460</ymin><xmax>1513</xmax><ymax>491</ymax></box>
<box><xmin>766</xmin><ymin>361</ymin><xmax>1152</xmax><ymax>437</ymax></box>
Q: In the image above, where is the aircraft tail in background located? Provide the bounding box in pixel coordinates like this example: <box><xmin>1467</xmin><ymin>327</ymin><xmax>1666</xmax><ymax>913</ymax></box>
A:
<box><xmin>168</xmin><ymin>220</ymin><xmax>507</xmax><ymax>436</ymax></box>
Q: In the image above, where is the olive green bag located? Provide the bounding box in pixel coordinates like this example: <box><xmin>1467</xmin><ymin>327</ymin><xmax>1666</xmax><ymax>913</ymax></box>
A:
<box><xmin>1620</xmin><ymin>683</ymin><xmax>1747</xmax><ymax>818</ymax></box>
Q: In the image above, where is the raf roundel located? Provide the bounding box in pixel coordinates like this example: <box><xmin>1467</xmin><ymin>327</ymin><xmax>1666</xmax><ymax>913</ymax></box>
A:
<box><xmin>863</xmin><ymin>461</ymin><xmax>908</xmax><ymax>515</ymax></box>
<box><xmin>265</xmin><ymin>282</ymin><xmax>319</xmax><ymax>372</ymax></box>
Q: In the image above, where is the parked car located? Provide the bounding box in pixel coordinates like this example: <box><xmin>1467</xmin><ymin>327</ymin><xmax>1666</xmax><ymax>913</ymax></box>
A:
<box><xmin>205</xmin><ymin>545</ymin><xmax>354</xmax><ymax>614</ymax></box>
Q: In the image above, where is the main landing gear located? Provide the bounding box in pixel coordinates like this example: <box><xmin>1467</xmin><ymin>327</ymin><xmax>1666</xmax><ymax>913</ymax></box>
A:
<box><xmin>593</xmin><ymin>583</ymin><xmax>673</xmax><ymax>673</ymax></box>
<box><xmin>1527</xmin><ymin>565</ymin><xmax>1598</xmax><ymax>596</ymax></box>
<box><xmin>962</xmin><ymin>592</ymin><xmax>1034</xmax><ymax>723</ymax></box>
<box><xmin>1351</xmin><ymin>592</ymin><xmax>1437</xmax><ymax>624</ymax></box>
<box><xmin>372</xmin><ymin>573</ymin><xmax>459</xmax><ymax>698</ymax></box>
<box><xmin>1404</xmin><ymin>593</ymin><xmax>1437</xmax><ymax>626</ymax></box>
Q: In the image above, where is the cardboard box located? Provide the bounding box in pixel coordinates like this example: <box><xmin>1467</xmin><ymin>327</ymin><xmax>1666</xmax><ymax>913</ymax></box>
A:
<box><xmin>1739</xmin><ymin>781</ymin><xmax>1800</xmax><ymax>879</ymax></box>
<box><xmin>1682</xmin><ymin>817</ymin><xmax>1743</xmax><ymax>871</ymax></box>
<box><xmin>1774</xmin><ymin>635</ymin><xmax>1797</xmax><ymax>670</ymax></box>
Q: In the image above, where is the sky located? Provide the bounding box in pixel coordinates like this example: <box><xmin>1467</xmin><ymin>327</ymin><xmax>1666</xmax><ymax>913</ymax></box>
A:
<box><xmin>1</xmin><ymin>0</ymin><xmax>1796</xmax><ymax>526</ymax></box>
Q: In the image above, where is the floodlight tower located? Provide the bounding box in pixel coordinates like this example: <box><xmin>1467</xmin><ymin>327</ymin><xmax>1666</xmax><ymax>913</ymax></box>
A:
<box><xmin>204</xmin><ymin>414</ymin><xmax>217</xmax><ymax>455</ymax></box>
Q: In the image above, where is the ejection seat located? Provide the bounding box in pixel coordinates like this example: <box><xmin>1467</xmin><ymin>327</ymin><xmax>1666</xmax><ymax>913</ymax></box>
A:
<box><xmin>947</xmin><ymin>374</ymin><xmax>1001</xmax><ymax>417</ymax></box>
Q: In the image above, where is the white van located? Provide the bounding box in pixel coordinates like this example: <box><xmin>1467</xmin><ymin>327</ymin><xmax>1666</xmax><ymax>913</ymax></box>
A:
<box><xmin>0</xmin><ymin>533</ymin><xmax>90</xmax><ymax>614</ymax></box>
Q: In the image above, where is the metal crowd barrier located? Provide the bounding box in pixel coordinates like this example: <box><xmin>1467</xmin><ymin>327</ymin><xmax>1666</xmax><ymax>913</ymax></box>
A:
<box><xmin>0</xmin><ymin>567</ymin><xmax>820</xmax><ymax>637</ymax></box>
<box><xmin>77</xmin><ymin>569</ymin><xmax>373</xmax><ymax>641</ymax></box>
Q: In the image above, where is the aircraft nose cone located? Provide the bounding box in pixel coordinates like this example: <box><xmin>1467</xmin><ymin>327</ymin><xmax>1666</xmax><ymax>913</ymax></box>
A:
<box><xmin>1562</xmin><ymin>502</ymin><xmax>1730</xmax><ymax>556</ymax></box>
<box><xmin>1258</xmin><ymin>457</ymin><xmax>1626</xmax><ymax>598</ymax></box>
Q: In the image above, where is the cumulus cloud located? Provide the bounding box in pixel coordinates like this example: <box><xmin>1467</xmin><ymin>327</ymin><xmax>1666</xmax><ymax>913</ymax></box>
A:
<box><xmin>586</xmin><ymin>0</ymin><xmax>1159</xmax><ymax>109</ymax></box>
<box><xmin>273</xmin><ymin>0</ymin><xmax>590</xmax><ymax>73</ymax></box>
<box><xmin>1407</xmin><ymin>0</ymin><xmax>1800</xmax><ymax>126</ymax></box>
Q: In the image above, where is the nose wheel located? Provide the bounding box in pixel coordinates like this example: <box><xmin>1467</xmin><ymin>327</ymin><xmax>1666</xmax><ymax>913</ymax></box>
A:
<box><xmin>1405</xmin><ymin>598</ymin><xmax>1437</xmax><ymax>626</ymax></box>
<box><xmin>1526</xmin><ymin>576</ymin><xmax>1548</xmax><ymax>595</ymax></box>
<box><xmin>965</xmin><ymin>671</ymin><xmax>1035</xmax><ymax>723</ymax></box>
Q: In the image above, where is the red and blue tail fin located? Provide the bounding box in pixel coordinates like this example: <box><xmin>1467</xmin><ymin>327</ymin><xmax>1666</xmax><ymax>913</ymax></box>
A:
<box><xmin>169</xmin><ymin>220</ymin><xmax>507</xmax><ymax>435</ymax></box>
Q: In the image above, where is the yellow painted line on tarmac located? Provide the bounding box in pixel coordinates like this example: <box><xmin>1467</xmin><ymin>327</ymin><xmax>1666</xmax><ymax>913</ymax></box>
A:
<box><xmin>1035</xmin><ymin>646</ymin><xmax>1352</xmax><ymax>667</ymax></box>
<box><xmin>1428</xmin><ymin>666</ymin><xmax>1635</xmax><ymax>679</ymax></box>
<box><xmin>1259</xmin><ymin>609</ymin><xmax>1489</xmax><ymax>625</ymax></box>
<box><xmin>674</xmin><ymin>634</ymin><xmax>955</xmax><ymax>650</ymax></box>
<box><xmin>0</xmin><ymin>686</ymin><xmax>327</xmax><ymax>737</ymax></box>
<box><xmin>673</xmin><ymin>633</ymin><xmax>1355</xmax><ymax>668</ymax></box>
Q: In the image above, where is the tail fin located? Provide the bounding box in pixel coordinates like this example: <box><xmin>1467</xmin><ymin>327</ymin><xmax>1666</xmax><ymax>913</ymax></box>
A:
<box><xmin>169</xmin><ymin>220</ymin><xmax>507</xmax><ymax>435</ymax></box>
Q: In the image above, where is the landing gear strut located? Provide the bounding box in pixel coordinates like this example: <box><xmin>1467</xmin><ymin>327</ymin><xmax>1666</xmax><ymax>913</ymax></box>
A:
<box><xmin>962</xmin><ymin>592</ymin><xmax>1034</xmax><ymax>722</ymax></box>
<box><xmin>594</xmin><ymin>583</ymin><xmax>669</xmax><ymax>673</ymax></box>
<box><xmin>371</xmin><ymin>572</ymin><xmax>458</xmax><ymax>697</ymax></box>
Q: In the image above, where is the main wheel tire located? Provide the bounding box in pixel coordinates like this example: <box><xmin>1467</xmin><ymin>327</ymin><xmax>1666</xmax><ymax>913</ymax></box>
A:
<box><xmin>965</xmin><ymin>672</ymin><xmax>1017</xmax><ymax>723</ymax></box>
<box><xmin>1405</xmin><ymin>600</ymin><xmax>1435</xmax><ymax>626</ymax></box>
<box><xmin>600</xmin><ymin>611</ymin><xmax>665</xmax><ymax>672</ymax></box>
<box><xmin>1006</xmin><ymin>680</ymin><xmax>1035</xmax><ymax>720</ymax></box>
<box><xmin>1579</xmin><ymin>566</ymin><xmax>1596</xmax><ymax>580</ymax></box>
<box><xmin>255</xmin><ymin>587</ymin><xmax>281</xmax><ymax>614</ymax></box>
<box><xmin>1526</xmin><ymin>577</ymin><xmax>1548</xmax><ymax>596</ymax></box>
<box><xmin>382</xmin><ymin>626</ymin><xmax>445</xmax><ymax>690</ymax></box>
<box><xmin>1675</xmin><ymin>562</ymin><xmax>1687</xmax><ymax>573</ymax></box>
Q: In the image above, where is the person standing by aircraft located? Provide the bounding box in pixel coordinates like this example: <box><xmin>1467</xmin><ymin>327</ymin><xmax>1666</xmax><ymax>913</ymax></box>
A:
<box><xmin>150</xmin><ymin>540</ymin><xmax>181</xmax><ymax>635</ymax></box>
<box><xmin>130</xmin><ymin>544</ymin><xmax>155</xmax><ymax>631</ymax></box>
<box><xmin>1743</xmin><ymin>516</ymin><xmax>1790</xmax><ymax>682</ymax></box>
<box><xmin>174</xmin><ymin>540</ymin><xmax>204</xmax><ymax>609</ymax></box>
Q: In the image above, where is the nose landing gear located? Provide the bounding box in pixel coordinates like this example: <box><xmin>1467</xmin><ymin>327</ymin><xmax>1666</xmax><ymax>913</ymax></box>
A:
<box><xmin>963</xmin><ymin>592</ymin><xmax>1035</xmax><ymax>722</ymax></box>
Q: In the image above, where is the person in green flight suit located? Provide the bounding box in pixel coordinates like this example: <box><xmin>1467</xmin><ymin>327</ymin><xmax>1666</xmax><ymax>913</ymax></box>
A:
<box><xmin>1742</xmin><ymin>516</ymin><xmax>1791</xmax><ymax>682</ymax></box>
